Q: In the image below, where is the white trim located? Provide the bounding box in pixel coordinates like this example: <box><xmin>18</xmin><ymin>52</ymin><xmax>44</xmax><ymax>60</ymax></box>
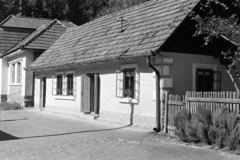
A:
<box><xmin>66</xmin><ymin>70</ymin><xmax>75</xmax><ymax>75</ymax></box>
<box><xmin>120</xmin><ymin>63</ymin><xmax>138</xmax><ymax>71</ymax></box>
<box><xmin>55</xmin><ymin>95</ymin><xmax>75</xmax><ymax>100</ymax></box>
<box><xmin>8</xmin><ymin>58</ymin><xmax>22</xmax><ymax>64</ymax></box>
<box><xmin>118</xmin><ymin>63</ymin><xmax>139</xmax><ymax>103</ymax></box>
<box><xmin>56</xmin><ymin>71</ymin><xmax>64</xmax><ymax>75</ymax></box>
<box><xmin>193</xmin><ymin>63</ymin><xmax>217</xmax><ymax>91</ymax></box>
<box><xmin>9</xmin><ymin>59</ymin><xmax>23</xmax><ymax>86</ymax></box>
<box><xmin>119</xmin><ymin>98</ymin><xmax>138</xmax><ymax>104</ymax></box>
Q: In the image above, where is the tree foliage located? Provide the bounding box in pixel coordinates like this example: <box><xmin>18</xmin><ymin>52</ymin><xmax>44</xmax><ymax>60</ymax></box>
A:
<box><xmin>192</xmin><ymin>0</ymin><xmax>240</xmax><ymax>64</ymax></box>
<box><xmin>0</xmin><ymin>0</ymin><xmax>150</xmax><ymax>25</ymax></box>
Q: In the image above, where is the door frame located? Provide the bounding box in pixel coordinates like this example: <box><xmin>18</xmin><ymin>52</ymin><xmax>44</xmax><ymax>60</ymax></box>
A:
<box><xmin>81</xmin><ymin>73</ymin><xmax>100</xmax><ymax>114</ymax></box>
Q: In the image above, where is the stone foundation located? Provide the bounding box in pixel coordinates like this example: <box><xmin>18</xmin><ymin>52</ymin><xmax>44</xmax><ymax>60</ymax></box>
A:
<box><xmin>8</xmin><ymin>85</ymin><xmax>24</xmax><ymax>105</ymax></box>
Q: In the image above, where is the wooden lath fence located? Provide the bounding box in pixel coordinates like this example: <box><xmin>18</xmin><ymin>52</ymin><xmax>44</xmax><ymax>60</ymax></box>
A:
<box><xmin>164</xmin><ymin>91</ymin><xmax>240</xmax><ymax>134</ymax></box>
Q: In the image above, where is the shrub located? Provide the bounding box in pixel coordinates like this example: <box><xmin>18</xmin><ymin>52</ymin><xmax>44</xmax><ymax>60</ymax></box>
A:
<box><xmin>174</xmin><ymin>106</ymin><xmax>240</xmax><ymax>151</ymax></box>
<box><xmin>174</xmin><ymin>109</ymin><xmax>191</xmax><ymax>141</ymax></box>
<box><xmin>0</xmin><ymin>102</ymin><xmax>22</xmax><ymax>110</ymax></box>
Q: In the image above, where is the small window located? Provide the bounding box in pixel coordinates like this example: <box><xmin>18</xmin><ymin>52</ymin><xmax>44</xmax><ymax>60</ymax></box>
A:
<box><xmin>116</xmin><ymin>68</ymin><xmax>140</xmax><ymax>101</ymax></box>
<box><xmin>196</xmin><ymin>69</ymin><xmax>221</xmax><ymax>91</ymax></box>
<box><xmin>57</xmin><ymin>75</ymin><xmax>63</xmax><ymax>95</ymax></box>
<box><xmin>52</xmin><ymin>71</ymin><xmax>76</xmax><ymax>97</ymax></box>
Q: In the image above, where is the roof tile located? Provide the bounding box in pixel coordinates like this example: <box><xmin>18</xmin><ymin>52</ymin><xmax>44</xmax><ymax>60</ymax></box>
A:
<box><xmin>29</xmin><ymin>0</ymin><xmax>199</xmax><ymax>70</ymax></box>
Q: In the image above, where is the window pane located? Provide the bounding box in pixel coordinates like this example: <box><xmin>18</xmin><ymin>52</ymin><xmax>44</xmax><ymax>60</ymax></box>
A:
<box><xmin>17</xmin><ymin>62</ymin><xmax>21</xmax><ymax>83</ymax></box>
<box><xmin>124</xmin><ymin>69</ymin><xmax>135</xmax><ymax>98</ymax></box>
<box><xmin>67</xmin><ymin>74</ymin><xmax>73</xmax><ymax>95</ymax></box>
<box><xmin>11</xmin><ymin>64</ymin><xmax>15</xmax><ymax>84</ymax></box>
<box><xmin>57</xmin><ymin>75</ymin><xmax>63</xmax><ymax>95</ymax></box>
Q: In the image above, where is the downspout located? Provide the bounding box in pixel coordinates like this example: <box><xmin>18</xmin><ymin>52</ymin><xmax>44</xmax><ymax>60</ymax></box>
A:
<box><xmin>146</xmin><ymin>56</ymin><xmax>161</xmax><ymax>132</ymax></box>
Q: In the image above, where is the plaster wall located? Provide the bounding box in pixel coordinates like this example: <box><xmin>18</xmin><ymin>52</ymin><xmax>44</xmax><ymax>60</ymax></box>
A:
<box><xmin>35</xmin><ymin>57</ymin><xmax>156</xmax><ymax>128</ymax></box>
<box><xmin>34</xmin><ymin>53</ymin><xmax>237</xmax><ymax>128</ymax></box>
<box><xmin>159</xmin><ymin>52</ymin><xmax>236</xmax><ymax>96</ymax></box>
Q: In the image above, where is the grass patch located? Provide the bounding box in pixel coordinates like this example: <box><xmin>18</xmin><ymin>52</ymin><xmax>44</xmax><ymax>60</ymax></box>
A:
<box><xmin>0</xmin><ymin>102</ymin><xmax>22</xmax><ymax>111</ymax></box>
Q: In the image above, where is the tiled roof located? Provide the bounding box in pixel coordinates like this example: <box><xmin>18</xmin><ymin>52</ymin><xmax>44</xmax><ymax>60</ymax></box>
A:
<box><xmin>0</xmin><ymin>27</ymin><xmax>32</xmax><ymax>54</ymax></box>
<box><xmin>1</xmin><ymin>15</ymin><xmax>76</xmax><ymax>29</ymax></box>
<box><xmin>29</xmin><ymin>0</ymin><xmax>199</xmax><ymax>70</ymax></box>
<box><xmin>5</xmin><ymin>20</ymin><xmax>68</xmax><ymax>55</ymax></box>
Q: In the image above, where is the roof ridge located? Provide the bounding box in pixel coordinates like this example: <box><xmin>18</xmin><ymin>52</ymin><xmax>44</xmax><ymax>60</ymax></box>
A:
<box><xmin>56</xmin><ymin>19</ymin><xmax>68</xmax><ymax>29</ymax></box>
<box><xmin>76</xmin><ymin>0</ymin><xmax>161</xmax><ymax>29</ymax></box>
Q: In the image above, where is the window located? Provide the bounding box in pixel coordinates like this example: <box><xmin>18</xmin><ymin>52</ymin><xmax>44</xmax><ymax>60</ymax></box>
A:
<box><xmin>10</xmin><ymin>61</ymin><xmax>22</xmax><ymax>85</ymax></box>
<box><xmin>67</xmin><ymin>74</ymin><xmax>74</xmax><ymax>95</ymax></box>
<box><xmin>52</xmin><ymin>71</ymin><xmax>76</xmax><ymax>97</ymax></box>
<box><xmin>116</xmin><ymin>66</ymin><xmax>140</xmax><ymax>102</ymax></box>
<box><xmin>196</xmin><ymin>69</ymin><xmax>221</xmax><ymax>91</ymax></box>
<box><xmin>57</xmin><ymin>75</ymin><xmax>63</xmax><ymax>95</ymax></box>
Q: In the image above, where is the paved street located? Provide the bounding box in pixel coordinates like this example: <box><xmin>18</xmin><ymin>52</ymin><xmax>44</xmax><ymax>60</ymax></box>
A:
<box><xmin>0</xmin><ymin>110</ymin><xmax>239</xmax><ymax>160</ymax></box>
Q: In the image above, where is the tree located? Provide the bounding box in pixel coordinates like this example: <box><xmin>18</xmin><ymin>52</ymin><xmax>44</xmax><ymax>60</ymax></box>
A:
<box><xmin>190</xmin><ymin>0</ymin><xmax>240</xmax><ymax>91</ymax></box>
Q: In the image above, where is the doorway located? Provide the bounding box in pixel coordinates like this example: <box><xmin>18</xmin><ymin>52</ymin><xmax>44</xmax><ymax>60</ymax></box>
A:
<box><xmin>40</xmin><ymin>77</ymin><xmax>46</xmax><ymax>108</ymax></box>
<box><xmin>81</xmin><ymin>73</ymin><xmax>100</xmax><ymax>114</ymax></box>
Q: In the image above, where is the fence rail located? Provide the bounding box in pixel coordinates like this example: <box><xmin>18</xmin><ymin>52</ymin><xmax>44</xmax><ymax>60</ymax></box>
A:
<box><xmin>165</xmin><ymin>91</ymin><xmax>240</xmax><ymax>134</ymax></box>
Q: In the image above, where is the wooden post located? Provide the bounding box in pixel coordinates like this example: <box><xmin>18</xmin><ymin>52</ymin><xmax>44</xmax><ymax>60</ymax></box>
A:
<box><xmin>164</xmin><ymin>91</ymin><xmax>169</xmax><ymax>133</ymax></box>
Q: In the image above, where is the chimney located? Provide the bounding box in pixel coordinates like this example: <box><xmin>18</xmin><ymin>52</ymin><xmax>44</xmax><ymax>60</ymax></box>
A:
<box><xmin>19</xmin><ymin>0</ymin><xmax>22</xmax><ymax>16</ymax></box>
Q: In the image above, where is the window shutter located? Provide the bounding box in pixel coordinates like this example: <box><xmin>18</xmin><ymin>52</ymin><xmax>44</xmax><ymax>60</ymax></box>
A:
<box><xmin>116</xmin><ymin>70</ymin><xmax>124</xmax><ymax>98</ymax></box>
<box><xmin>134</xmin><ymin>70</ymin><xmax>140</xmax><ymax>101</ymax></box>
<box><xmin>52</xmin><ymin>76</ymin><xmax>57</xmax><ymax>95</ymax></box>
<box><xmin>73</xmin><ymin>75</ymin><xmax>76</xmax><ymax>97</ymax></box>
<box><xmin>62</xmin><ymin>75</ymin><xmax>67</xmax><ymax>95</ymax></box>
<box><xmin>213</xmin><ymin>71</ymin><xmax>221</xmax><ymax>91</ymax></box>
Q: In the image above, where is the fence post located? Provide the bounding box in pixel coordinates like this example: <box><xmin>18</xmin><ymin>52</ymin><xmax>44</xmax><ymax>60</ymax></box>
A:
<box><xmin>164</xmin><ymin>91</ymin><xmax>169</xmax><ymax>133</ymax></box>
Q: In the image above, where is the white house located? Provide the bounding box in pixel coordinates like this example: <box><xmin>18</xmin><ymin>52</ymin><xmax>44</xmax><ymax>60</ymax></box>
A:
<box><xmin>0</xmin><ymin>15</ymin><xmax>76</xmax><ymax>106</ymax></box>
<box><xmin>28</xmin><ymin>0</ymin><xmax>236</xmax><ymax>129</ymax></box>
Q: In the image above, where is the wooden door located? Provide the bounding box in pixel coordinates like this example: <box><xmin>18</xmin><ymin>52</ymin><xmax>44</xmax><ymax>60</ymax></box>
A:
<box><xmin>40</xmin><ymin>77</ymin><xmax>46</xmax><ymax>108</ymax></box>
<box><xmin>81</xmin><ymin>75</ymin><xmax>91</xmax><ymax>113</ymax></box>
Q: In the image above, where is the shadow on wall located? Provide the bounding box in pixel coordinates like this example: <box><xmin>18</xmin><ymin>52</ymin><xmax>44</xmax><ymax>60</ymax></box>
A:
<box><xmin>130</xmin><ymin>104</ymin><xmax>134</xmax><ymax>125</ymax></box>
<box><xmin>24</xmin><ymin>95</ymin><xmax>34</xmax><ymax>107</ymax></box>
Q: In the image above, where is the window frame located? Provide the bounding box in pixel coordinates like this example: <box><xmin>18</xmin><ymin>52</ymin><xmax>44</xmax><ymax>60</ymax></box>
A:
<box><xmin>53</xmin><ymin>70</ymin><xmax>76</xmax><ymax>100</ymax></box>
<box><xmin>193</xmin><ymin>63</ymin><xmax>218</xmax><ymax>91</ymax></box>
<box><xmin>9</xmin><ymin>59</ymin><xmax>22</xmax><ymax>86</ymax></box>
<box><xmin>117</xmin><ymin>64</ymin><xmax>139</xmax><ymax>104</ymax></box>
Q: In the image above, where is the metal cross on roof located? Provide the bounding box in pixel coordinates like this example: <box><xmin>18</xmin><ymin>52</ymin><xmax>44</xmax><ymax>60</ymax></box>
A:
<box><xmin>117</xmin><ymin>16</ymin><xmax>128</xmax><ymax>32</ymax></box>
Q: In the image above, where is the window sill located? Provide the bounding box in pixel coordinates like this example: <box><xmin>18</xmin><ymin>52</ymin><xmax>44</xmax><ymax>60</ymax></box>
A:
<box><xmin>55</xmin><ymin>95</ymin><xmax>75</xmax><ymax>100</ymax></box>
<box><xmin>9</xmin><ymin>84</ymin><xmax>21</xmax><ymax>86</ymax></box>
<box><xmin>119</xmin><ymin>98</ymin><xmax>138</xmax><ymax>104</ymax></box>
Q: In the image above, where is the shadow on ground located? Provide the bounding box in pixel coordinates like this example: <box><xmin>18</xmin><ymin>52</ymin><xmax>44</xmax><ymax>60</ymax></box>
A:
<box><xmin>0</xmin><ymin>125</ymin><xmax>132</xmax><ymax>141</ymax></box>
<box><xmin>0</xmin><ymin>118</ymin><xmax>28</xmax><ymax>122</ymax></box>
<box><xmin>0</xmin><ymin>130</ymin><xmax>20</xmax><ymax>141</ymax></box>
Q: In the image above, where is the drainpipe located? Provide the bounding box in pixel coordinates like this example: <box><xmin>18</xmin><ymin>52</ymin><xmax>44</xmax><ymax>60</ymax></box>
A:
<box><xmin>146</xmin><ymin>56</ymin><xmax>161</xmax><ymax>132</ymax></box>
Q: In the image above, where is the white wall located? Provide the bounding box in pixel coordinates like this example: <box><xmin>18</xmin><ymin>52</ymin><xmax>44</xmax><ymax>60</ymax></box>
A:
<box><xmin>0</xmin><ymin>58</ymin><xmax>8</xmax><ymax>97</ymax></box>
<box><xmin>34</xmin><ymin>53</ymin><xmax>236</xmax><ymax>128</ymax></box>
